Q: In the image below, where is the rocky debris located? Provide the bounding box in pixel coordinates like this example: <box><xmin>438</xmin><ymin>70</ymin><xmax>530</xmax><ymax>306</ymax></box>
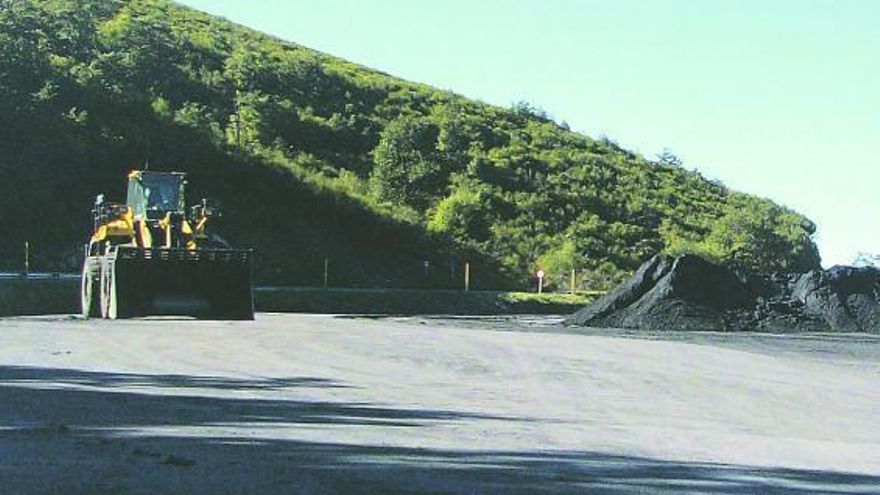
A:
<box><xmin>566</xmin><ymin>254</ymin><xmax>880</xmax><ymax>333</ymax></box>
<box><xmin>788</xmin><ymin>266</ymin><xmax>880</xmax><ymax>332</ymax></box>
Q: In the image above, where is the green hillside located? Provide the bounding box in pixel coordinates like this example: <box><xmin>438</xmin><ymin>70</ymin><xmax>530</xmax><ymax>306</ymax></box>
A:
<box><xmin>0</xmin><ymin>0</ymin><xmax>821</xmax><ymax>289</ymax></box>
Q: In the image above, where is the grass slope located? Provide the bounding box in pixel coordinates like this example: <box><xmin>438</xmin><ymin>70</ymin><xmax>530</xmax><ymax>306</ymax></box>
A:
<box><xmin>0</xmin><ymin>0</ymin><xmax>821</xmax><ymax>288</ymax></box>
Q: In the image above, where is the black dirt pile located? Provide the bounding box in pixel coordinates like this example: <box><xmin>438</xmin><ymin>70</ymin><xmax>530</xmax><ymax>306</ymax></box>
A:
<box><xmin>565</xmin><ymin>254</ymin><xmax>880</xmax><ymax>333</ymax></box>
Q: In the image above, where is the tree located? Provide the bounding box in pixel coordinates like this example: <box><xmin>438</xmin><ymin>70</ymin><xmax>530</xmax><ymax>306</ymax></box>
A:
<box><xmin>661</xmin><ymin>194</ymin><xmax>821</xmax><ymax>274</ymax></box>
<box><xmin>370</xmin><ymin>114</ymin><xmax>446</xmax><ymax>210</ymax></box>
<box><xmin>174</xmin><ymin>101</ymin><xmax>223</xmax><ymax>145</ymax></box>
<box><xmin>427</xmin><ymin>177</ymin><xmax>493</xmax><ymax>245</ymax></box>
<box><xmin>536</xmin><ymin>240</ymin><xmax>579</xmax><ymax>291</ymax></box>
<box><xmin>656</xmin><ymin>148</ymin><xmax>683</xmax><ymax>167</ymax></box>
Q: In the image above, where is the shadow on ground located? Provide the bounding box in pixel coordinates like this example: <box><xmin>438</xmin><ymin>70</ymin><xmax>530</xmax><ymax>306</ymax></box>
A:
<box><xmin>0</xmin><ymin>366</ymin><xmax>876</xmax><ymax>494</ymax></box>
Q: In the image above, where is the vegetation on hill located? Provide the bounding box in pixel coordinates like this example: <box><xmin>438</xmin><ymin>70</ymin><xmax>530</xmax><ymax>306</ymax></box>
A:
<box><xmin>0</xmin><ymin>0</ymin><xmax>821</xmax><ymax>289</ymax></box>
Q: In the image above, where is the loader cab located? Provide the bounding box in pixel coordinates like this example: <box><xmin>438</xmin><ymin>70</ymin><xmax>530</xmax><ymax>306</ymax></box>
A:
<box><xmin>127</xmin><ymin>171</ymin><xmax>186</xmax><ymax>220</ymax></box>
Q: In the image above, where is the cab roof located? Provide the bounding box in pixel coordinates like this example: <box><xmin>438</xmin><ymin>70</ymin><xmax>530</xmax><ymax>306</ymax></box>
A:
<box><xmin>128</xmin><ymin>170</ymin><xmax>187</xmax><ymax>180</ymax></box>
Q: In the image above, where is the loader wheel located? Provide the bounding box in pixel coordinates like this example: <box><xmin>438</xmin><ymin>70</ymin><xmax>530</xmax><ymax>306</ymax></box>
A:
<box><xmin>80</xmin><ymin>262</ymin><xmax>100</xmax><ymax>318</ymax></box>
<box><xmin>100</xmin><ymin>263</ymin><xmax>118</xmax><ymax>320</ymax></box>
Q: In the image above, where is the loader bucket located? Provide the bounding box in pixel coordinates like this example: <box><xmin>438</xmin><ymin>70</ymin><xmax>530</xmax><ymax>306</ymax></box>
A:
<box><xmin>104</xmin><ymin>246</ymin><xmax>254</xmax><ymax>319</ymax></box>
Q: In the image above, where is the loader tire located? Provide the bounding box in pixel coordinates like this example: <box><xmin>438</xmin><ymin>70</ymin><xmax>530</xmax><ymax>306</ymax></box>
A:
<box><xmin>80</xmin><ymin>261</ymin><xmax>100</xmax><ymax>318</ymax></box>
<box><xmin>100</xmin><ymin>262</ymin><xmax>118</xmax><ymax>320</ymax></box>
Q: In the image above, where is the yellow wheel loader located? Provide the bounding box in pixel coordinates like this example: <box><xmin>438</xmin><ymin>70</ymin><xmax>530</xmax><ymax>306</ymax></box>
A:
<box><xmin>81</xmin><ymin>171</ymin><xmax>254</xmax><ymax>319</ymax></box>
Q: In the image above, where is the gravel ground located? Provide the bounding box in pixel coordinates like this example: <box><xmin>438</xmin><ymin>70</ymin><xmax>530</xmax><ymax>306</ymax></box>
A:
<box><xmin>0</xmin><ymin>313</ymin><xmax>877</xmax><ymax>494</ymax></box>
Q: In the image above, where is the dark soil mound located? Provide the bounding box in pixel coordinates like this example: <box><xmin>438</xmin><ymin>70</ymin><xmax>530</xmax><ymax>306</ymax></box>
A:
<box><xmin>786</xmin><ymin>266</ymin><xmax>880</xmax><ymax>332</ymax></box>
<box><xmin>566</xmin><ymin>254</ymin><xmax>880</xmax><ymax>333</ymax></box>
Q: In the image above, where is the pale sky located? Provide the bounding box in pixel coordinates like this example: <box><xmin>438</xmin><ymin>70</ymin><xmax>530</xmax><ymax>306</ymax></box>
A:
<box><xmin>178</xmin><ymin>0</ymin><xmax>880</xmax><ymax>267</ymax></box>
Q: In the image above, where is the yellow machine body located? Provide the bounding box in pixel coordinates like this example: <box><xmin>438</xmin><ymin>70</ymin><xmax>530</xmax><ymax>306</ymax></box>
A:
<box><xmin>80</xmin><ymin>170</ymin><xmax>254</xmax><ymax>320</ymax></box>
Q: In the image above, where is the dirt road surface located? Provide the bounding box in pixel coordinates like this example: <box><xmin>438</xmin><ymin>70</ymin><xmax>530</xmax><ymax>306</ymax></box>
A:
<box><xmin>0</xmin><ymin>314</ymin><xmax>878</xmax><ymax>494</ymax></box>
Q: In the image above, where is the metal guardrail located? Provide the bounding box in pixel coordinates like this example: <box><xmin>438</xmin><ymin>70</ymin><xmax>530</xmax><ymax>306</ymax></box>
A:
<box><xmin>0</xmin><ymin>272</ymin><xmax>79</xmax><ymax>281</ymax></box>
